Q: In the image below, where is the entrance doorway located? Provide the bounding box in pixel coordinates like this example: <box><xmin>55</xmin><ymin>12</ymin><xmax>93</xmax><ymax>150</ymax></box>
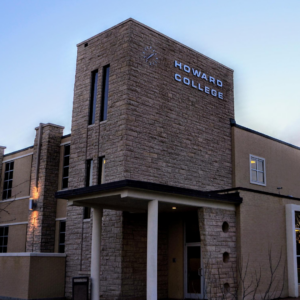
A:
<box><xmin>184</xmin><ymin>213</ymin><xmax>203</xmax><ymax>299</ymax></box>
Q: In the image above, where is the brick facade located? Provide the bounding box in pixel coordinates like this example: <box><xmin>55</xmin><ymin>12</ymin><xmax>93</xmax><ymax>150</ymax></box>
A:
<box><xmin>26</xmin><ymin>123</ymin><xmax>63</xmax><ymax>252</ymax></box>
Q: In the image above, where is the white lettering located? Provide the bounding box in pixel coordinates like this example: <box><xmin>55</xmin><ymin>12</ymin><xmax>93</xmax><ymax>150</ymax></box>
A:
<box><xmin>191</xmin><ymin>81</ymin><xmax>197</xmax><ymax>88</ymax></box>
<box><xmin>211</xmin><ymin>89</ymin><xmax>217</xmax><ymax>96</ymax></box>
<box><xmin>174</xmin><ymin>74</ymin><xmax>181</xmax><ymax>82</ymax></box>
<box><xmin>201</xmin><ymin>73</ymin><xmax>208</xmax><ymax>81</ymax></box>
<box><xmin>198</xmin><ymin>84</ymin><xmax>203</xmax><ymax>91</ymax></box>
<box><xmin>217</xmin><ymin>80</ymin><xmax>223</xmax><ymax>87</ymax></box>
<box><xmin>209</xmin><ymin>76</ymin><xmax>215</xmax><ymax>84</ymax></box>
<box><xmin>183</xmin><ymin>65</ymin><xmax>190</xmax><ymax>73</ymax></box>
<box><xmin>205</xmin><ymin>86</ymin><xmax>210</xmax><ymax>94</ymax></box>
<box><xmin>192</xmin><ymin>68</ymin><xmax>201</xmax><ymax>77</ymax></box>
<box><xmin>218</xmin><ymin>92</ymin><xmax>223</xmax><ymax>99</ymax></box>
<box><xmin>174</xmin><ymin>61</ymin><xmax>182</xmax><ymax>69</ymax></box>
<box><xmin>183</xmin><ymin>77</ymin><xmax>190</xmax><ymax>85</ymax></box>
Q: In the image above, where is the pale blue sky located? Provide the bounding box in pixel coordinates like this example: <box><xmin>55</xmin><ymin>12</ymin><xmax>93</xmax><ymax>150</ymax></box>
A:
<box><xmin>1</xmin><ymin>0</ymin><xmax>300</xmax><ymax>153</ymax></box>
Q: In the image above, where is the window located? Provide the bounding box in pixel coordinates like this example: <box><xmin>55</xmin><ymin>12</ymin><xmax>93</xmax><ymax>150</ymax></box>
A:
<box><xmin>62</xmin><ymin>144</ymin><xmax>70</xmax><ymax>189</ymax></box>
<box><xmin>2</xmin><ymin>161</ymin><xmax>14</xmax><ymax>200</ymax></box>
<box><xmin>0</xmin><ymin>226</ymin><xmax>8</xmax><ymax>253</ymax></box>
<box><xmin>98</xmin><ymin>156</ymin><xmax>105</xmax><ymax>184</ymax></box>
<box><xmin>100</xmin><ymin>65</ymin><xmax>110</xmax><ymax>122</ymax></box>
<box><xmin>58</xmin><ymin>221</ymin><xmax>66</xmax><ymax>253</ymax></box>
<box><xmin>89</xmin><ymin>70</ymin><xmax>98</xmax><ymax>125</ymax></box>
<box><xmin>250</xmin><ymin>155</ymin><xmax>266</xmax><ymax>186</ymax></box>
<box><xmin>83</xmin><ymin>207</ymin><xmax>91</xmax><ymax>219</ymax></box>
<box><xmin>86</xmin><ymin>159</ymin><xmax>93</xmax><ymax>187</ymax></box>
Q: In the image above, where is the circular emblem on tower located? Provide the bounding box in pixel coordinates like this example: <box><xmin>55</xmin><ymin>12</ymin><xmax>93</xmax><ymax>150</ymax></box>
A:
<box><xmin>143</xmin><ymin>46</ymin><xmax>158</xmax><ymax>66</ymax></box>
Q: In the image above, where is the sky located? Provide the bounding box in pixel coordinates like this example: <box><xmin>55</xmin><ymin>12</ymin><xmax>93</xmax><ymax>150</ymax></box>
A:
<box><xmin>1</xmin><ymin>0</ymin><xmax>300</xmax><ymax>153</ymax></box>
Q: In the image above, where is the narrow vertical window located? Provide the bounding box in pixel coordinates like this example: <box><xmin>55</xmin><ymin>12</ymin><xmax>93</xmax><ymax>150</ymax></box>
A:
<box><xmin>58</xmin><ymin>221</ymin><xmax>66</xmax><ymax>253</ymax></box>
<box><xmin>62</xmin><ymin>145</ymin><xmax>70</xmax><ymax>189</ymax></box>
<box><xmin>100</xmin><ymin>65</ymin><xmax>110</xmax><ymax>122</ymax></box>
<box><xmin>89</xmin><ymin>70</ymin><xmax>98</xmax><ymax>125</ymax></box>
<box><xmin>98</xmin><ymin>156</ymin><xmax>106</xmax><ymax>184</ymax></box>
<box><xmin>83</xmin><ymin>207</ymin><xmax>91</xmax><ymax>219</ymax></box>
<box><xmin>86</xmin><ymin>159</ymin><xmax>93</xmax><ymax>187</ymax></box>
<box><xmin>2</xmin><ymin>161</ymin><xmax>14</xmax><ymax>200</ymax></box>
<box><xmin>0</xmin><ymin>226</ymin><xmax>9</xmax><ymax>253</ymax></box>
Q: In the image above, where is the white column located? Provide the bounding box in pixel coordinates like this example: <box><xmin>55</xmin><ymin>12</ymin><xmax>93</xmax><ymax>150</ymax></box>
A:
<box><xmin>91</xmin><ymin>207</ymin><xmax>103</xmax><ymax>300</ymax></box>
<box><xmin>147</xmin><ymin>200</ymin><xmax>158</xmax><ymax>300</ymax></box>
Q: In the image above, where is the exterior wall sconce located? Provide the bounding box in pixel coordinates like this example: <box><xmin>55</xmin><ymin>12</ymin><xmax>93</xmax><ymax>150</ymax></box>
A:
<box><xmin>29</xmin><ymin>198</ymin><xmax>37</xmax><ymax>210</ymax></box>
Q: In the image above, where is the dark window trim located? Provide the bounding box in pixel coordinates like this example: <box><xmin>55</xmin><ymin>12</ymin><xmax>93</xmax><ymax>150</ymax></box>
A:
<box><xmin>62</xmin><ymin>144</ymin><xmax>70</xmax><ymax>189</ymax></box>
<box><xmin>100</xmin><ymin>65</ymin><xmax>110</xmax><ymax>122</ymax></box>
<box><xmin>98</xmin><ymin>156</ymin><xmax>105</xmax><ymax>185</ymax></box>
<box><xmin>2</xmin><ymin>161</ymin><xmax>14</xmax><ymax>200</ymax></box>
<box><xmin>88</xmin><ymin>70</ymin><xmax>99</xmax><ymax>125</ymax></box>
<box><xmin>58</xmin><ymin>221</ymin><xmax>66</xmax><ymax>253</ymax></box>
<box><xmin>86</xmin><ymin>159</ymin><xmax>93</xmax><ymax>187</ymax></box>
<box><xmin>0</xmin><ymin>226</ymin><xmax>9</xmax><ymax>253</ymax></box>
<box><xmin>83</xmin><ymin>207</ymin><xmax>91</xmax><ymax>219</ymax></box>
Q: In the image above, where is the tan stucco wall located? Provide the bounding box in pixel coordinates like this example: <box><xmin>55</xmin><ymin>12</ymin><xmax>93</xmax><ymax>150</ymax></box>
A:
<box><xmin>168</xmin><ymin>215</ymin><xmax>184</xmax><ymax>299</ymax></box>
<box><xmin>56</xmin><ymin>199</ymin><xmax>67</xmax><ymax>219</ymax></box>
<box><xmin>1</xmin><ymin>149</ymin><xmax>33</xmax><ymax>200</ymax></box>
<box><xmin>28</xmin><ymin>256</ymin><xmax>66</xmax><ymax>299</ymax></box>
<box><xmin>233</xmin><ymin>127</ymin><xmax>300</xmax><ymax>197</ymax></box>
<box><xmin>237</xmin><ymin>190</ymin><xmax>300</xmax><ymax>298</ymax></box>
<box><xmin>0</xmin><ymin>198</ymin><xmax>29</xmax><ymax>223</ymax></box>
<box><xmin>0</xmin><ymin>256</ymin><xmax>30</xmax><ymax>298</ymax></box>
<box><xmin>0</xmin><ymin>255</ymin><xmax>65</xmax><ymax>299</ymax></box>
<box><xmin>7</xmin><ymin>224</ymin><xmax>27</xmax><ymax>252</ymax></box>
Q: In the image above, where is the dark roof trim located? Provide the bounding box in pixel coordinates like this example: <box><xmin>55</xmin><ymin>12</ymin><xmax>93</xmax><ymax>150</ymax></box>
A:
<box><xmin>230</xmin><ymin>118</ymin><xmax>300</xmax><ymax>151</ymax></box>
<box><xmin>56</xmin><ymin>179</ymin><xmax>243</xmax><ymax>204</ymax></box>
<box><xmin>211</xmin><ymin>186</ymin><xmax>300</xmax><ymax>201</ymax></box>
<box><xmin>4</xmin><ymin>146</ymin><xmax>34</xmax><ymax>157</ymax></box>
<box><xmin>61</xmin><ymin>134</ymin><xmax>71</xmax><ymax>139</ymax></box>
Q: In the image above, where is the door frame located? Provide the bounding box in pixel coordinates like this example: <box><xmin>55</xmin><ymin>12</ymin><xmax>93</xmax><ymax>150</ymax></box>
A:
<box><xmin>184</xmin><ymin>223</ymin><xmax>203</xmax><ymax>299</ymax></box>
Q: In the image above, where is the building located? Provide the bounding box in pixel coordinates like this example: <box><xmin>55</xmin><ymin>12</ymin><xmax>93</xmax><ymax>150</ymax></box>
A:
<box><xmin>0</xmin><ymin>18</ymin><xmax>300</xmax><ymax>300</ymax></box>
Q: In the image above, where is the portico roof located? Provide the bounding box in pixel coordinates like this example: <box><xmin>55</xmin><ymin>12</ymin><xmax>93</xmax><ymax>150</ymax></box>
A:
<box><xmin>56</xmin><ymin>179</ymin><xmax>242</xmax><ymax>212</ymax></box>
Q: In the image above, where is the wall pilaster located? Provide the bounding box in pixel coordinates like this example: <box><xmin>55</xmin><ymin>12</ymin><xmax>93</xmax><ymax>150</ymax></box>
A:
<box><xmin>26</xmin><ymin>123</ymin><xmax>64</xmax><ymax>252</ymax></box>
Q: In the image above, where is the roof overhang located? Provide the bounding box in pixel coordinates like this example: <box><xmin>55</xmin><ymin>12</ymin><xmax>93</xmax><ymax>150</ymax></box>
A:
<box><xmin>56</xmin><ymin>180</ymin><xmax>242</xmax><ymax>212</ymax></box>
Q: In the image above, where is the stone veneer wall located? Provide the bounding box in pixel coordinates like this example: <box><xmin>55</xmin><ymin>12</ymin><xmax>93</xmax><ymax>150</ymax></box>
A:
<box><xmin>121</xmin><ymin>212</ymin><xmax>168</xmax><ymax>300</ymax></box>
<box><xmin>26</xmin><ymin>124</ymin><xmax>63</xmax><ymax>252</ymax></box>
<box><xmin>65</xmin><ymin>209</ymin><xmax>123</xmax><ymax>299</ymax></box>
<box><xmin>198</xmin><ymin>207</ymin><xmax>237</xmax><ymax>300</ymax></box>
<box><xmin>123</xmin><ymin>20</ymin><xmax>234</xmax><ymax>191</ymax></box>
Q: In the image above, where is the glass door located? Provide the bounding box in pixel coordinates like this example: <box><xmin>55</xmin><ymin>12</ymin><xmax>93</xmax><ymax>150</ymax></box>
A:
<box><xmin>184</xmin><ymin>244</ymin><xmax>202</xmax><ymax>299</ymax></box>
<box><xmin>184</xmin><ymin>214</ymin><xmax>203</xmax><ymax>299</ymax></box>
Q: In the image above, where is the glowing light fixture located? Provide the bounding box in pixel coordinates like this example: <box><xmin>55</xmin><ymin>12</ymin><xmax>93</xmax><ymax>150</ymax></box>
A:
<box><xmin>29</xmin><ymin>198</ymin><xmax>37</xmax><ymax>210</ymax></box>
<box><xmin>251</xmin><ymin>160</ymin><xmax>256</xmax><ymax>164</ymax></box>
<box><xmin>172</xmin><ymin>207</ymin><xmax>177</xmax><ymax>210</ymax></box>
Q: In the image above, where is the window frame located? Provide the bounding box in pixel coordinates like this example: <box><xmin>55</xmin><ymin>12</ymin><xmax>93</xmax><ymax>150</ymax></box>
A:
<box><xmin>98</xmin><ymin>156</ymin><xmax>105</xmax><ymax>185</ymax></box>
<box><xmin>100</xmin><ymin>65</ymin><xmax>110</xmax><ymax>122</ymax></box>
<box><xmin>0</xmin><ymin>226</ymin><xmax>9</xmax><ymax>253</ymax></box>
<box><xmin>88</xmin><ymin>70</ymin><xmax>99</xmax><ymax>125</ymax></box>
<box><xmin>62</xmin><ymin>144</ymin><xmax>70</xmax><ymax>190</ymax></box>
<box><xmin>86</xmin><ymin>159</ymin><xmax>93</xmax><ymax>187</ymax></box>
<box><xmin>249</xmin><ymin>154</ymin><xmax>266</xmax><ymax>186</ymax></box>
<box><xmin>58</xmin><ymin>221</ymin><xmax>66</xmax><ymax>253</ymax></box>
<box><xmin>2</xmin><ymin>161</ymin><xmax>14</xmax><ymax>200</ymax></box>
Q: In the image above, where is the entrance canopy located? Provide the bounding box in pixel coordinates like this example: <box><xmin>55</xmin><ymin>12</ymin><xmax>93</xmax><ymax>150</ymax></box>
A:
<box><xmin>56</xmin><ymin>179</ymin><xmax>242</xmax><ymax>211</ymax></box>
